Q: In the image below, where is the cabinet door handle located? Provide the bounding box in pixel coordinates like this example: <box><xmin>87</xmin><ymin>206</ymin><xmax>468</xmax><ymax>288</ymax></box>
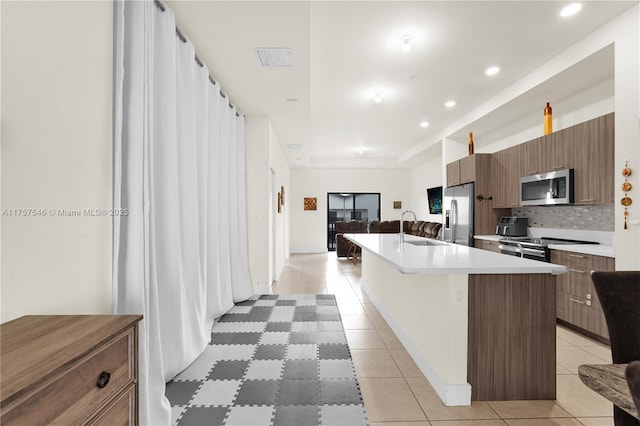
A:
<box><xmin>528</xmin><ymin>170</ymin><xmax>538</xmax><ymax>175</ymax></box>
<box><xmin>569</xmin><ymin>298</ymin><xmax>585</xmax><ymax>305</ymax></box>
<box><xmin>96</xmin><ymin>371</ymin><xmax>111</xmax><ymax>389</ymax></box>
<box><xmin>553</xmin><ymin>166</ymin><xmax>564</xmax><ymax>170</ymax></box>
<box><xmin>568</xmin><ymin>254</ymin><xmax>585</xmax><ymax>259</ymax></box>
<box><xmin>569</xmin><ymin>268</ymin><xmax>585</xmax><ymax>274</ymax></box>
<box><xmin>579</xmin><ymin>199</ymin><xmax>596</xmax><ymax>202</ymax></box>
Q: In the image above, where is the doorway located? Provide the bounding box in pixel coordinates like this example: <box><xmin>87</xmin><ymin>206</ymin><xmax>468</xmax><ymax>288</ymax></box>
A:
<box><xmin>326</xmin><ymin>193</ymin><xmax>380</xmax><ymax>251</ymax></box>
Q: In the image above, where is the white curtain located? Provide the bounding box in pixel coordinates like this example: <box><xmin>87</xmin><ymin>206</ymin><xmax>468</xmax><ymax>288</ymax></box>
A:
<box><xmin>112</xmin><ymin>1</ymin><xmax>254</xmax><ymax>424</ymax></box>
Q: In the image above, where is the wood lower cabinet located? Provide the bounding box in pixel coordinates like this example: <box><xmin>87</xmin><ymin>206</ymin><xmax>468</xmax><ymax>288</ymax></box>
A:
<box><xmin>552</xmin><ymin>250</ymin><xmax>614</xmax><ymax>341</ymax></box>
<box><xmin>1</xmin><ymin>315</ymin><xmax>142</xmax><ymax>425</ymax></box>
<box><xmin>474</xmin><ymin>239</ymin><xmax>500</xmax><ymax>253</ymax></box>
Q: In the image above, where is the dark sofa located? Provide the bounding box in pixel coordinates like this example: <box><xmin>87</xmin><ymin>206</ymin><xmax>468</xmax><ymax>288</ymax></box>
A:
<box><xmin>335</xmin><ymin>220</ymin><xmax>368</xmax><ymax>258</ymax></box>
<box><xmin>335</xmin><ymin>220</ymin><xmax>443</xmax><ymax>258</ymax></box>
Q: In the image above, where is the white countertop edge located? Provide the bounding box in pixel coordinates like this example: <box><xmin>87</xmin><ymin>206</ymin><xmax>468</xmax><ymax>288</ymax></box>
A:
<box><xmin>474</xmin><ymin>235</ymin><xmax>615</xmax><ymax>258</ymax></box>
<box><xmin>474</xmin><ymin>235</ymin><xmax>502</xmax><ymax>242</ymax></box>
<box><xmin>346</xmin><ymin>233</ymin><xmax>567</xmax><ymax>275</ymax></box>
<box><xmin>548</xmin><ymin>244</ymin><xmax>615</xmax><ymax>258</ymax></box>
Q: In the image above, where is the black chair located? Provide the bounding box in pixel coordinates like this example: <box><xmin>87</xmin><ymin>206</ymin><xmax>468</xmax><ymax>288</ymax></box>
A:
<box><xmin>591</xmin><ymin>271</ymin><xmax>640</xmax><ymax>426</ymax></box>
<box><xmin>626</xmin><ymin>361</ymin><xmax>640</xmax><ymax>419</ymax></box>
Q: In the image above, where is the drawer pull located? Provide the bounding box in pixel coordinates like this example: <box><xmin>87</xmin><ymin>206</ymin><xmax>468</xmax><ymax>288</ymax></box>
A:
<box><xmin>569</xmin><ymin>298</ymin><xmax>585</xmax><ymax>305</ymax></box>
<box><xmin>568</xmin><ymin>254</ymin><xmax>585</xmax><ymax>259</ymax></box>
<box><xmin>96</xmin><ymin>371</ymin><xmax>111</xmax><ymax>389</ymax></box>
<box><xmin>569</xmin><ymin>268</ymin><xmax>585</xmax><ymax>274</ymax></box>
<box><xmin>579</xmin><ymin>199</ymin><xmax>596</xmax><ymax>202</ymax></box>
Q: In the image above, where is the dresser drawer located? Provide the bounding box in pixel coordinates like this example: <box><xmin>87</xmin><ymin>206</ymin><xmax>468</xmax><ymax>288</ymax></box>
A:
<box><xmin>2</xmin><ymin>328</ymin><xmax>135</xmax><ymax>425</ymax></box>
<box><xmin>89</xmin><ymin>383</ymin><xmax>136</xmax><ymax>426</ymax></box>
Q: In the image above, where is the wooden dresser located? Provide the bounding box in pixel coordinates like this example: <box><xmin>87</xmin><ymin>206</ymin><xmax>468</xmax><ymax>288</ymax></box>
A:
<box><xmin>1</xmin><ymin>315</ymin><xmax>142</xmax><ymax>425</ymax></box>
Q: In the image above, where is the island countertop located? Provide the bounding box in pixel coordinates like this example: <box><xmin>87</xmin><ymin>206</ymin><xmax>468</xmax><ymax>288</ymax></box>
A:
<box><xmin>345</xmin><ymin>233</ymin><xmax>567</xmax><ymax>275</ymax></box>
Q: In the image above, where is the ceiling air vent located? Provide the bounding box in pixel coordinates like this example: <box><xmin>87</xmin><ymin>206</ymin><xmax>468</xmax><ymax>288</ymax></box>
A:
<box><xmin>256</xmin><ymin>48</ymin><xmax>292</xmax><ymax>67</ymax></box>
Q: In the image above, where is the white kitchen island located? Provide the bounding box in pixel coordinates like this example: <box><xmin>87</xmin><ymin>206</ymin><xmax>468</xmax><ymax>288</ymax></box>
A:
<box><xmin>344</xmin><ymin>233</ymin><xmax>566</xmax><ymax>406</ymax></box>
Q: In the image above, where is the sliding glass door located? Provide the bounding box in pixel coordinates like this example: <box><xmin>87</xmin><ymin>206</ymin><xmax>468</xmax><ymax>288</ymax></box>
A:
<box><xmin>327</xmin><ymin>193</ymin><xmax>380</xmax><ymax>251</ymax></box>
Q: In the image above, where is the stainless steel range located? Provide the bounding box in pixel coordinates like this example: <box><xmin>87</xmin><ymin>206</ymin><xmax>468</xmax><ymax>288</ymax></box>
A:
<box><xmin>498</xmin><ymin>237</ymin><xmax>599</xmax><ymax>262</ymax></box>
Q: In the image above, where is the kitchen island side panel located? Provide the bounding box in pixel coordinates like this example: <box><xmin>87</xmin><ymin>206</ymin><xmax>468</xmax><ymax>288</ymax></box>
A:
<box><xmin>361</xmin><ymin>252</ymin><xmax>471</xmax><ymax>405</ymax></box>
<box><xmin>467</xmin><ymin>273</ymin><xmax>557</xmax><ymax>401</ymax></box>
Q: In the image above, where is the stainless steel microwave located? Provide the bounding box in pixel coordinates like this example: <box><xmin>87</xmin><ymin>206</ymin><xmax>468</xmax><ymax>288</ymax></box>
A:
<box><xmin>520</xmin><ymin>169</ymin><xmax>574</xmax><ymax>206</ymax></box>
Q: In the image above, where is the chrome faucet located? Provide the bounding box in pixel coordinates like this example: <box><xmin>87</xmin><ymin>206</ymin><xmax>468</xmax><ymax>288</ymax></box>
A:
<box><xmin>400</xmin><ymin>210</ymin><xmax>417</xmax><ymax>244</ymax></box>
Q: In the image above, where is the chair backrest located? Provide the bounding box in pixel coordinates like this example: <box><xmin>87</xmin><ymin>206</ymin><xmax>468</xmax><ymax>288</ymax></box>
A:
<box><xmin>369</xmin><ymin>220</ymin><xmax>380</xmax><ymax>233</ymax></box>
<box><xmin>626</xmin><ymin>361</ymin><xmax>640</xmax><ymax>417</ymax></box>
<box><xmin>590</xmin><ymin>271</ymin><xmax>640</xmax><ymax>364</ymax></box>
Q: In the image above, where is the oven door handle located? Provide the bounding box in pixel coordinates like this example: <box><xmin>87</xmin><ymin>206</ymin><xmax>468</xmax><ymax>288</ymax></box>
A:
<box><xmin>498</xmin><ymin>244</ymin><xmax>522</xmax><ymax>255</ymax></box>
<box><xmin>521</xmin><ymin>247</ymin><xmax>546</xmax><ymax>258</ymax></box>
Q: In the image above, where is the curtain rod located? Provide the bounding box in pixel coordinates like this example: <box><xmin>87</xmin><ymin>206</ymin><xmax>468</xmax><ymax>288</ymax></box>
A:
<box><xmin>153</xmin><ymin>0</ymin><xmax>240</xmax><ymax>117</ymax></box>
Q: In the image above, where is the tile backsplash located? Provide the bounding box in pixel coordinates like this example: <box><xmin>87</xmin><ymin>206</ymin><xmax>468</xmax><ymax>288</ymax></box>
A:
<box><xmin>511</xmin><ymin>205</ymin><xmax>614</xmax><ymax>231</ymax></box>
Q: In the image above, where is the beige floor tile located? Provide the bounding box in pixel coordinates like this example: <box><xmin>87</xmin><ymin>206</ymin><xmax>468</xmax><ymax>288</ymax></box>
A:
<box><xmin>334</xmin><ymin>293</ymin><xmax>362</xmax><ymax>304</ymax></box>
<box><xmin>363</xmin><ymin>303</ymin><xmax>381</xmax><ymax>316</ymax></box>
<box><xmin>351</xmin><ymin>350</ymin><xmax>403</xmax><ymax>377</ymax></box>
<box><xmin>557</xmin><ymin>337</ymin><xmax>574</xmax><ymax>347</ymax></box>
<box><xmin>379</xmin><ymin>329</ymin><xmax>405</xmax><ymax>349</ymax></box>
<box><xmin>341</xmin><ymin>314</ymin><xmax>376</xmax><ymax>330</ymax></box>
<box><xmin>389</xmin><ymin>349</ymin><xmax>424</xmax><ymax>378</ymax></box>
<box><xmin>503</xmin><ymin>419</ymin><xmax>583</xmax><ymax>426</ymax></box>
<box><xmin>575</xmin><ymin>417</ymin><xmax>614</xmax><ymax>425</ymax></box>
<box><xmin>338</xmin><ymin>303</ymin><xmax>367</xmax><ymax>315</ymax></box>
<box><xmin>430</xmin><ymin>421</ymin><xmax>507</xmax><ymax>426</ymax></box>
<box><xmin>555</xmin><ymin>375</ymin><xmax>613</xmax><ymax>417</ymax></box>
<box><xmin>487</xmin><ymin>401</ymin><xmax>571</xmax><ymax>419</ymax></box>
<box><xmin>406</xmin><ymin>378</ymin><xmax>500</xmax><ymax>421</ymax></box>
<box><xmin>556</xmin><ymin>346</ymin><xmax>610</xmax><ymax>374</ymax></box>
<box><xmin>359</xmin><ymin>378</ymin><xmax>428</xmax><ymax>422</ymax></box>
<box><xmin>556</xmin><ymin>364</ymin><xmax>574</xmax><ymax>375</ymax></box>
<box><xmin>369</xmin><ymin>313</ymin><xmax>392</xmax><ymax>330</ymax></box>
<box><xmin>270</xmin><ymin>285</ymin><xmax>302</xmax><ymax>295</ymax></box>
<box><xmin>556</xmin><ymin>326</ymin><xmax>603</xmax><ymax>347</ymax></box>
<box><xmin>302</xmin><ymin>285</ymin><xmax>326</xmax><ymax>294</ymax></box>
<box><xmin>370</xmin><ymin>422</ymin><xmax>432</xmax><ymax>426</ymax></box>
<box><xmin>345</xmin><ymin>330</ymin><xmax>387</xmax><ymax>349</ymax></box>
<box><xmin>579</xmin><ymin>345</ymin><xmax>612</xmax><ymax>363</ymax></box>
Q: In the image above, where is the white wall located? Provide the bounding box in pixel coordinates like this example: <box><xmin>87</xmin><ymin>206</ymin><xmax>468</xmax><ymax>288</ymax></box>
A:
<box><xmin>268</xmin><ymin>125</ymin><xmax>291</xmax><ymax>280</ymax></box>
<box><xmin>245</xmin><ymin>117</ymin><xmax>290</xmax><ymax>289</ymax></box>
<box><xmin>290</xmin><ymin>168</ymin><xmax>412</xmax><ymax>253</ymax></box>
<box><xmin>410</xmin><ymin>143</ymin><xmax>444</xmax><ymax>222</ymax></box>
<box><xmin>1</xmin><ymin>1</ymin><xmax>113</xmax><ymax>322</ymax></box>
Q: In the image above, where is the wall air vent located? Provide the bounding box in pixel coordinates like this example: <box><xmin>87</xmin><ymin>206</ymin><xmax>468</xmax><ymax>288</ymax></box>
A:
<box><xmin>255</xmin><ymin>48</ymin><xmax>292</xmax><ymax>67</ymax></box>
<box><xmin>286</xmin><ymin>144</ymin><xmax>302</xmax><ymax>150</ymax></box>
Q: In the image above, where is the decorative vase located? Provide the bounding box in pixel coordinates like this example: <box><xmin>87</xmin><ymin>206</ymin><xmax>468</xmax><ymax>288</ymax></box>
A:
<box><xmin>468</xmin><ymin>132</ymin><xmax>474</xmax><ymax>155</ymax></box>
<box><xmin>544</xmin><ymin>102</ymin><xmax>553</xmax><ymax>135</ymax></box>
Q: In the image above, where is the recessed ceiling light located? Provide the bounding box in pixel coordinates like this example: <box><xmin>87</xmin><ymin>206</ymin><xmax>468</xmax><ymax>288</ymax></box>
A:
<box><xmin>445</xmin><ymin>100</ymin><xmax>456</xmax><ymax>108</ymax></box>
<box><xmin>419</xmin><ymin>121</ymin><xmax>429</xmax><ymax>128</ymax></box>
<box><xmin>373</xmin><ymin>91</ymin><xmax>383</xmax><ymax>104</ymax></box>
<box><xmin>485</xmin><ymin>66</ymin><xmax>500</xmax><ymax>76</ymax></box>
<box><xmin>400</xmin><ymin>35</ymin><xmax>412</xmax><ymax>53</ymax></box>
<box><xmin>560</xmin><ymin>3</ymin><xmax>582</xmax><ymax>17</ymax></box>
<box><xmin>358</xmin><ymin>148</ymin><xmax>365</xmax><ymax>155</ymax></box>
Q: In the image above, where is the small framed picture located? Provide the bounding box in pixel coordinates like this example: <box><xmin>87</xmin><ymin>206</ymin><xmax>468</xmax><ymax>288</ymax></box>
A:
<box><xmin>304</xmin><ymin>197</ymin><xmax>317</xmax><ymax>211</ymax></box>
<box><xmin>393</xmin><ymin>201</ymin><xmax>402</xmax><ymax>209</ymax></box>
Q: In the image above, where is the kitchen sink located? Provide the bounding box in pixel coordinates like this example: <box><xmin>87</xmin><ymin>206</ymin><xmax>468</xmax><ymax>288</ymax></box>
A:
<box><xmin>406</xmin><ymin>239</ymin><xmax>445</xmax><ymax>247</ymax></box>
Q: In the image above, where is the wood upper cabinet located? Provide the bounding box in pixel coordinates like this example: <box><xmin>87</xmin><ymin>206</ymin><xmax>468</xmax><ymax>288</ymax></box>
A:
<box><xmin>491</xmin><ymin>144</ymin><xmax>523</xmax><ymax>208</ymax></box>
<box><xmin>573</xmin><ymin>113</ymin><xmax>614</xmax><ymax>204</ymax></box>
<box><xmin>446</xmin><ymin>154</ymin><xmax>476</xmax><ymax>187</ymax></box>
<box><xmin>446</xmin><ymin>160</ymin><xmax>460</xmax><ymax>187</ymax></box>
<box><xmin>459</xmin><ymin>155</ymin><xmax>476</xmax><ymax>184</ymax></box>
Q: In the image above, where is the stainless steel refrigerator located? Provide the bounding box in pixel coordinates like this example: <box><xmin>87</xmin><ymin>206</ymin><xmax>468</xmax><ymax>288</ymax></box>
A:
<box><xmin>443</xmin><ymin>182</ymin><xmax>474</xmax><ymax>246</ymax></box>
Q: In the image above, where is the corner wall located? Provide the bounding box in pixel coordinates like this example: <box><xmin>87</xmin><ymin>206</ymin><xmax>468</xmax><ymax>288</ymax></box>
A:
<box><xmin>245</xmin><ymin>117</ymin><xmax>290</xmax><ymax>290</ymax></box>
<box><xmin>290</xmin><ymin>168</ymin><xmax>412</xmax><ymax>253</ymax></box>
<box><xmin>1</xmin><ymin>1</ymin><xmax>113</xmax><ymax>322</ymax></box>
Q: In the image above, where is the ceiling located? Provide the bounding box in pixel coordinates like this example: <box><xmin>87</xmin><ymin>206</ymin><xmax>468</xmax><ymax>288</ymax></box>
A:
<box><xmin>167</xmin><ymin>1</ymin><xmax>636</xmax><ymax>168</ymax></box>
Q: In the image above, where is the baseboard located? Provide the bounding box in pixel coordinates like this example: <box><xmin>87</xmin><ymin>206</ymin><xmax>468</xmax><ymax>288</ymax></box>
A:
<box><xmin>362</xmin><ymin>281</ymin><xmax>472</xmax><ymax>406</ymax></box>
